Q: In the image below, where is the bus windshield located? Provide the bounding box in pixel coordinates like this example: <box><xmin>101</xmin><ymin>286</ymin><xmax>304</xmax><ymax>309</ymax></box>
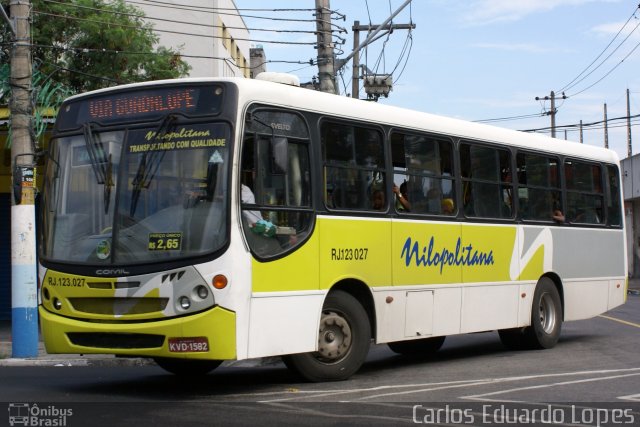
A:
<box><xmin>41</xmin><ymin>119</ymin><xmax>231</xmax><ymax>266</ymax></box>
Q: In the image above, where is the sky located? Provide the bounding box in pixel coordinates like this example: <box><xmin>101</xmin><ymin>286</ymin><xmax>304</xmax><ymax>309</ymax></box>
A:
<box><xmin>234</xmin><ymin>0</ymin><xmax>640</xmax><ymax>160</ymax></box>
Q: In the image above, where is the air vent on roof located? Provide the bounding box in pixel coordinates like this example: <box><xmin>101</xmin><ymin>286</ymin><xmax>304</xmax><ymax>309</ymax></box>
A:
<box><xmin>255</xmin><ymin>72</ymin><xmax>300</xmax><ymax>87</ymax></box>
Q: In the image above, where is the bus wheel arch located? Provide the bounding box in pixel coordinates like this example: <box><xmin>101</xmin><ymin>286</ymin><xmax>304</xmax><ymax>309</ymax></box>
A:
<box><xmin>499</xmin><ymin>274</ymin><xmax>563</xmax><ymax>350</ymax></box>
<box><xmin>282</xmin><ymin>284</ymin><xmax>373</xmax><ymax>382</ymax></box>
<box><xmin>329</xmin><ymin>279</ymin><xmax>377</xmax><ymax>339</ymax></box>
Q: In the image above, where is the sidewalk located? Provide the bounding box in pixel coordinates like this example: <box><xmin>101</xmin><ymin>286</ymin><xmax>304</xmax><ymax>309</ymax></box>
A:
<box><xmin>1</xmin><ymin>279</ymin><xmax>639</xmax><ymax>366</ymax></box>
<box><xmin>0</xmin><ymin>320</ymin><xmax>152</xmax><ymax>367</ymax></box>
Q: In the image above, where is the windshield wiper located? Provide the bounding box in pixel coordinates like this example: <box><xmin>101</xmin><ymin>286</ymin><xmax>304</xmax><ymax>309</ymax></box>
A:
<box><xmin>83</xmin><ymin>123</ymin><xmax>113</xmax><ymax>213</ymax></box>
<box><xmin>130</xmin><ymin>114</ymin><xmax>177</xmax><ymax>217</ymax></box>
<box><xmin>83</xmin><ymin>122</ymin><xmax>107</xmax><ymax>184</ymax></box>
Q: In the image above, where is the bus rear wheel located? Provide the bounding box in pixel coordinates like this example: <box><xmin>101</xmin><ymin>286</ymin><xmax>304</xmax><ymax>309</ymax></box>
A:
<box><xmin>153</xmin><ymin>357</ymin><xmax>222</xmax><ymax>376</ymax></box>
<box><xmin>499</xmin><ymin>277</ymin><xmax>562</xmax><ymax>350</ymax></box>
<box><xmin>388</xmin><ymin>336</ymin><xmax>446</xmax><ymax>356</ymax></box>
<box><xmin>282</xmin><ymin>290</ymin><xmax>371</xmax><ymax>382</ymax></box>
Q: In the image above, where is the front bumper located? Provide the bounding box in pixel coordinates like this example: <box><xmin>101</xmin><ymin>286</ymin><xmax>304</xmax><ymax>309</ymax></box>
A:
<box><xmin>39</xmin><ymin>305</ymin><xmax>236</xmax><ymax>360</ymax></box>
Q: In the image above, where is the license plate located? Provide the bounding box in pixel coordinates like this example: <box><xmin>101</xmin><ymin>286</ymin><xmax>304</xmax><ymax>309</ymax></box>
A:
<box><xmin>168</xmin><ymin>337</ymin><xmax>209</xmax><ymax>353</ymax></box>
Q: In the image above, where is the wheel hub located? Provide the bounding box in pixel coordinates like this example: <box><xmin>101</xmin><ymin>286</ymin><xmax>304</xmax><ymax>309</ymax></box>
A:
<box><xmin>539</xmin><ymin>291</ymin><xmax>557</xmax><ymax>334</ymax></box>
<box><xmin>317</xmin><ymin>311</ymin><xmax>352</xmax><ymax>362</ymax></box>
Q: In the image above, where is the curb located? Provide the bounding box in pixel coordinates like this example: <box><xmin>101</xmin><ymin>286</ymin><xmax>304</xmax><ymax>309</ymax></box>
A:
<box><xmin>0</xmin><ymin>356</ymin><xmax>153</xmax><ymax>367</ymax></box>
<box><xmin>0</xmin><ymin>351</ymin><xmax>281</xmax><ymax>368</ymax></box>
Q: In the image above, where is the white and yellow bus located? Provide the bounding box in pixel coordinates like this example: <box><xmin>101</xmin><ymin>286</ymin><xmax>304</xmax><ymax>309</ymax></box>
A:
<box><xmin>38</xmin><ymin>76</ymin><xmax>627</xmax><ymax>381</ymax></box>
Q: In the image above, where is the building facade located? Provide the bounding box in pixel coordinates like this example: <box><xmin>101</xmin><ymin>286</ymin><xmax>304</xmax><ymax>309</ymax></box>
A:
<box><xmin>622</xmin><ymin>154</ymin><xmax>640</xmax><ymax>278</ymax></box>
<box><xmin>128</xmin><ymin>0</ymin><xmax>251</xmax><ymax>78</ymax></box>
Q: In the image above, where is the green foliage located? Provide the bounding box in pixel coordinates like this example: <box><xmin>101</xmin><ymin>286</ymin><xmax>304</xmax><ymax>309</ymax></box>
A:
<box><xmin>1</xmin><ymin>0</ymin><xmax>190</xmax><ymax>94</ymax></box>
<box><xmin>30</xmin><ymin>0</ymin><xmax>191</xmax><ymax>92</ymax></box>
<box><xmin>1</xmin><ymin>62</ymin><xmax>74</xmax><ymax>148</ymax></box>
<box><xmin>0</xmin><ymin>0</ymin><xmax>191</xmax><ymax>148</ymax></box>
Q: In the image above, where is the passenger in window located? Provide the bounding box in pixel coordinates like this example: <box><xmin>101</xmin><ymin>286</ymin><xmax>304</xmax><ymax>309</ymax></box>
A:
<box><xmin>441</xmin><ymin>198</ymin><xmax>455</xmax><ymax>215</ymax></box>
<box><xmin>325</xmin><ymin>187</ymin><xmax>336</xmax><ymax>209</ymax></box>
<box><xmin>393</xmin><ymin>182</ymin><xmax>411</xmax><ymax>211</ymax></box>
<box><xmin>552</xmin><ymin>209</ymin><xmax>565</xmax><ymax>223</ymax></box>
<box><xmin>427</xmin><ymin>188</ymin><xmax>442</xmax><ymax>213</ymax></box>
<box><xmin>371</xmin><ymin>189</ymin><xmax>386</xmax><ymax>211</ymax></box>
<box><xmin>241</xmin><ymin>183</ymin><xmax>263</xmax><ymax>226</ymax></box>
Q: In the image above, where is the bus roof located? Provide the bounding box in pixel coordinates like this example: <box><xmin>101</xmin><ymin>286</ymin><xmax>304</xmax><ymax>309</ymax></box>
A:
<box><xmin>66</xmin><ymin>77</ymin><xmax>620</xmax><ymax>165</ymax></box>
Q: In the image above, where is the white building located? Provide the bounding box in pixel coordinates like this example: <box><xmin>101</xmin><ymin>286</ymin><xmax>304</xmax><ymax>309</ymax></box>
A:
<box><xmin>128</xmin><ymin>0</ymin><xmax>251</xmax><ymax>78</ymax></box>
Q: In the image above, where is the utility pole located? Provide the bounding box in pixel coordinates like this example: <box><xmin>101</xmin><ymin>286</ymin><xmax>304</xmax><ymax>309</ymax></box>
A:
<box><xmin>10</xmin><ymin>0</ymin><xmax>39</xmax><ymax>357</ymax></box>
<box><xmin>535</xmin><ymin>91</ymin><xmax>566</xmax><ymax>138</ymax></box>
<box><xmin>627</xmin><ymin>88</ymin><xmax>633</xmax><ymax>157</ymax></box>
<box><xmin>350</xmin><ymin>21</ymin><xmax>415</xmax><ymax>99</ymax></box>
<box><xmin>351</xmin><ymin>20</ymin><xmax>360</xmax><ymax>99</ymax></box>
<box><xmin>315</xmin><ymin>0</ymin><xmax>337</xmax><ymax>94</ymax></box>
<box><xmin>579</xmin><ymin>120</ymin><xmax>584</xmax><ymax>144</ymax></box>
<box><xmin>603</xmin><ymin>102</ymin><xmax>609</xmax><ymax>149</ymax></box>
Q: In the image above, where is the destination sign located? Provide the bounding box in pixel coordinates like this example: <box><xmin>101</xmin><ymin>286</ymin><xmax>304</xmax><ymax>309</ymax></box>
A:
<box><xmin>87</xmin><ymin>89</ymin><xmax>197</xmax><ymax>120</ymax></box>
<box><xmin>56</xmin><ymin>84</ymin><xmax>224</xmax><ymax>130</ymax></box>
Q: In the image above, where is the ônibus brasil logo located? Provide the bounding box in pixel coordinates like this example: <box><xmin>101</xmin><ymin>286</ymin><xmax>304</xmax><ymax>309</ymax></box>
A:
<box><xmin>8</xmin><ymin>403</ymin><xmax>73</xmax><ymax>426</ymax></box>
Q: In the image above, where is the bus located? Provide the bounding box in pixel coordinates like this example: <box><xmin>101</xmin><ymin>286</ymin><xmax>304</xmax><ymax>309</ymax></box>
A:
<box><xmin>37</xmin><ymin>75</ymin><xmax>628</xmax><ymax>382</ymax></box>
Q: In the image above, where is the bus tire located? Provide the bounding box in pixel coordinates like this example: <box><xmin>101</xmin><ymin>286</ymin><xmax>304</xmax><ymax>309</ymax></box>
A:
<box><xmin>153</xmin><ymin>357</ymin><xmax>222</xmax><ymax>376</ymax></box>
<box><xmin>499</xmin><ymin>277</ymin><xmax>562</xmax><ymax>350</ymax></box>
<box><xmin>388</xmin><ymin>336</ymin><xmax>445</xmax><ymax>356</ymax></box>
<box><xmin>282</xmin><ymin>290</ymin><xmax>371</xmax><ymax>382</ymax></box>
<box><xmin>526</xmin><ymin>277</ymin><xmax>562</xmax><ymax>349</ymax></box>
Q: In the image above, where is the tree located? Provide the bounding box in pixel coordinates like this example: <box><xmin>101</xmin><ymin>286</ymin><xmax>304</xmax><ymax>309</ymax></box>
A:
<box><xmin>1</xmin><ymin>0</ymin><xmax>191</xmax><ymax>94</ymax></box>
<box><xmin>0</xmin><ymin>0</ymin><xmax>191</xmax><ymax>147</ymax></box>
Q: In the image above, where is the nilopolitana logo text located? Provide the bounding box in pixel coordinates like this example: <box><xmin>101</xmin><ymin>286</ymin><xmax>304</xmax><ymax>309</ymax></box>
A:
<box><xmin>8</xmin><ymin>403</ymin><xmax>73</xmax><ymax>426</ymax></box>
<box><xmin>401</xmin><ymin>236</ymin><xmax>495</xmax><ymax>274</ymax></box>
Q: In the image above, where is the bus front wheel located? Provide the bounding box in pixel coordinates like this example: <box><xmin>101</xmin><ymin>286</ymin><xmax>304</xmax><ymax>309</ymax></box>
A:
<box><xmin>283</xmin><ymin>290</ymin><xmax>371</xmax><ymax>382</ymax></box>
<box><xmin>153</xmin><ymin>357</ymin><xmax>222</xmax><ymax>376</ymax></box>
<box><xmin>499</xmin><ymin>277</ymin><xmax>562</xmax><ymax>350</ymax></box>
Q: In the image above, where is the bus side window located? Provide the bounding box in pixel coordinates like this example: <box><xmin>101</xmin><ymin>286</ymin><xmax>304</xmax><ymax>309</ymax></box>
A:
<box><xmin>461</xmin><ymin>143</ymin><xmax>512</xmax><ymax>219</ymax></box>
<box><xmin>517</xmin><ymin>153</ymin><xmax>561</xmax><ymax>222</ymax></box>
<box><xmin>606</xmin><ymin>165</ymin><xmax>622</xmax><ymax>226</ymax></box>
<box><xmin>240</xmin><ymin>109</ymin><xmax>313</xmax><ymax>258</ymax></box>
<box><xmin>565</xmin><ymin>160</ymin><xmax>604</xmax><ymax>225</ymax></box>
<box><xmin>322</xmin><ymin>122</ymin><xmax>385</xmax><ymax>212</ymax></box>
<box><xmin>391</xmin><ymin>131</ymin><xmax>456</xmax><ymax>216</ymax></box>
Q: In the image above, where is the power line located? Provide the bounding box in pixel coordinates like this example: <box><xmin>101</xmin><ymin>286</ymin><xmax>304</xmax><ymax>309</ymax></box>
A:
<box><xmin>567</xmin><ymin>37</ymin><xmax>640</xmax><ymax>98</ymax></box>
<box><xmin>32</xmin><ymin>10</ymin><xmax>325</xmax><ymax>46</ymax></box>
<box><xmin>520</xmin><ymin>113</ymin><xmax>640</xmax><ymax>133</ymax></box>
<box><xmin>557</xmin><ymin>3</ymin><xmax>640</xmax><ymax>94</ymax></box>
<box><xmin>127</xmin><ymin>0</ymin><xmax>347</xmax><ymax>30</ymax></box>
<box><xmin>40</xmin><ymin>0</ymin><xmax>334</xmax><ymax>36</ymax></box>
<box><xmin>134</xmin><ymin>0</ymin><xmax>343</xmax><ymax>16</ymax></box>
<box><xmin>6</xmin><ymin>42</ymin><xmax>317</xmax><ymax>71</ymax></box>
<box><xmin>473</xmin><ymin>112</ymin><xmax>548</xmax><ymax>124</ymax></box>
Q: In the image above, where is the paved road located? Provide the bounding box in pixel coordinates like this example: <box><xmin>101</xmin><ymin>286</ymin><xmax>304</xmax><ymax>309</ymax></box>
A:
<box><xmin>1</xmin><ymin>293</ymin><xmax>638</xmax><ymax>426</ymax></box>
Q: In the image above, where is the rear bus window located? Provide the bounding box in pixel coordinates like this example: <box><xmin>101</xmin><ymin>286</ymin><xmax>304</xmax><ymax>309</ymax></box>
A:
<box><xmin>564</xmin><ymin>160</ymin><xmax>604</xmax><ymax>225</ymax></box>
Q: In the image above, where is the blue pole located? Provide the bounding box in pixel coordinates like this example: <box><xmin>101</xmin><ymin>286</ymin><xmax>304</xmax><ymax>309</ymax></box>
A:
<box><xmin>11</xmin><ymin>175</ymin><xmax>39</xmax><ymax>358</ymax></box>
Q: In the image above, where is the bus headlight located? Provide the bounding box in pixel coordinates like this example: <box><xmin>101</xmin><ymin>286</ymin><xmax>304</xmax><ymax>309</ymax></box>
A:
<box><xmin>53</xmin><ymin>298</ymin><xmax>62</xmax><ymax>310</ymax></box>
<box><xmin>196</xmin><ymin>285</ymin><xmax>209</xmax><ymax>300</ymax></box>
<box><xmin>179</xmin><ymin>296</ymin><xmax>191</xmax><ymax>310</ymax></box>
